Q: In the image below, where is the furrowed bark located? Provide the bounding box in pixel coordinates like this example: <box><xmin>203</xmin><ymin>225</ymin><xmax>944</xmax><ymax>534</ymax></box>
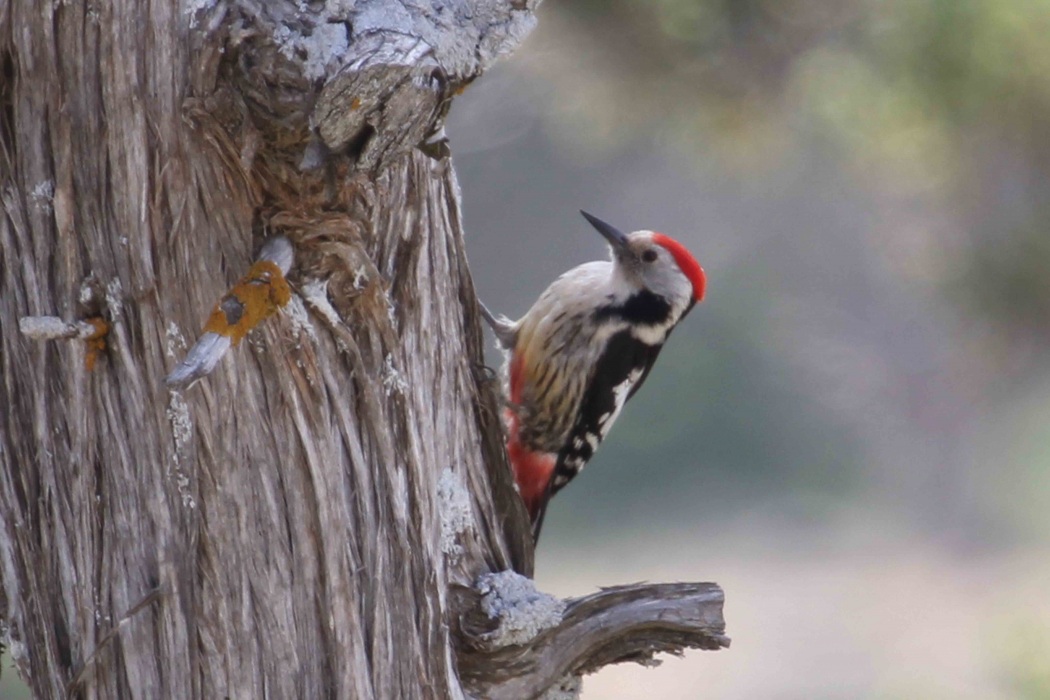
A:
<box><xmin>0</xmin><ymin>1</ymin><xmax>727</xmax><ymax>698</ymax></box>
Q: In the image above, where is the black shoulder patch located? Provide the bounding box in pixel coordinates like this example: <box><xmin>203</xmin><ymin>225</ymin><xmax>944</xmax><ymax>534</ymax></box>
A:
<box><xmin>594</xmin><ymin>290</ymin><xmax>673</xmax><ymax>326</ymax></box>
<box><xmin>550</xmin><ymin>330</ymin><xmax>664</xmax><ymax>497</ymax></box>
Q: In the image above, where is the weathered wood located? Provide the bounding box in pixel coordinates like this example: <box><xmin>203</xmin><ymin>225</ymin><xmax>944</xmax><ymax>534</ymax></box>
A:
<box><xmin>454</xmin><ymin>576</ymin><xmax>729</xmax><ymax>699</ymax></box>
<box><xmin>0</xmin><ymin>2</ymin><xmax>535</xmax><ymax>698</ymax></box>
<box><xmin>0</xmin><ymin>1</ymin><xmax>727</xmax><ymax>698</ymax></box>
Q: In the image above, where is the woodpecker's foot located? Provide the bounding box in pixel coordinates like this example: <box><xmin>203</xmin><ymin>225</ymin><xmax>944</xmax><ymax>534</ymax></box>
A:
<box><xmin>165</xmin><ymin>236</ymin><xmax>294</xmax><ymax>389</ymax></box>
<box><xmin>476</xmin><ymin>298</ymin><xmax>516</xmax><ymax>349</ymax></box>
<box><xmin>473</xmin><ymin>361</ymin><xmax>500</xmax><ymax>383</ymax></box>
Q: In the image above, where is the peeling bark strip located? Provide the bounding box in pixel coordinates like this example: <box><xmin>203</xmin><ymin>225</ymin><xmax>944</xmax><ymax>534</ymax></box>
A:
<box><xmin>1</xmin><ymin>1</ymin><xmax>726</xmax><ymax>698</ymax></box>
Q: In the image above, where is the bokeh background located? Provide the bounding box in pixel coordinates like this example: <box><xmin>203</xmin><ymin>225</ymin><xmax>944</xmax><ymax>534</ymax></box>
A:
<box><xmin>5</xmin><ymin>1</ymin><xmax>1050</xmax><ymax>698</ymax></box>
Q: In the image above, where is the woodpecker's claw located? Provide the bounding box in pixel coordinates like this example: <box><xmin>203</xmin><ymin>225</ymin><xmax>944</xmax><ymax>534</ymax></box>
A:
<box><xmin>477</xmin><ymin>299</ymin><xmax>517</xmax><ymax>349</ymax></box>
<box><xmin>472</xmin><ymin>361</ymin><xmax>500</xmax><ymax>383</ymax></box>
<box><xmin>166</xmin><ymin>236</ymin><xmax>294</xmax><ymax>389</ymax></box>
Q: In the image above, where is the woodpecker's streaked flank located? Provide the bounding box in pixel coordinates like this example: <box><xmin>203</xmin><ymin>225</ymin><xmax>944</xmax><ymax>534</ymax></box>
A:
<box><xmin>481</xmin><ymin>211</ymin><xmax>706</xmax><ymax>542</ymax></box>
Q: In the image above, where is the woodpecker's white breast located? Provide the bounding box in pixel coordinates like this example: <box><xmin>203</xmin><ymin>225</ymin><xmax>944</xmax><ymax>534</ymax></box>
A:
<box><xmin>510</xmin><ymin>262</ymin><xmax>630</xmax><ymax>453</ymax></box>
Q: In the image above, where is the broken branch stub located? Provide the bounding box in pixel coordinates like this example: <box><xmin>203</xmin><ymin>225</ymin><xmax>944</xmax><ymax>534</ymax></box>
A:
<box><xmin>210</xmin><ymin>0</ymin><xmax>540</xmax><ymax>175</ymax></box>
<box><xmin>312</xmin><ymin>33</ymin><xmax>449</xmax><ymax>169</ymax></box>
<box><xmin>453</xmin><ymin>574</ymin><xmax>729</xmax><ymax>700</ymax></box>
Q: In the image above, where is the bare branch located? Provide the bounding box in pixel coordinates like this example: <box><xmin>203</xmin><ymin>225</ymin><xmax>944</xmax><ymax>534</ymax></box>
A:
<box><xmin>454</xmin><ymin>576</ymin><xmax>729</xmax><ymax>700</ymax></box>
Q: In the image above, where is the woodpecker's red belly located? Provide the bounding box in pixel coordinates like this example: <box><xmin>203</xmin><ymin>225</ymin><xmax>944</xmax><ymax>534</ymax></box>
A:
<box><xmin>503</xmin><ymin>408</ymin><xmax>555</xmax><ymax>521</ymax></box>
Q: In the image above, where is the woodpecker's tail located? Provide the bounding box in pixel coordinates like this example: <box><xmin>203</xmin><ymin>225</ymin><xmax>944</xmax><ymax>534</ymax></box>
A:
<box><xmin>477</xmin><ymin>300</ymin><xmax>517</xmax><ymax>349</ymax></box>
<box><xmin>524</xmin><ymin>477</ymin><xmax>556</xmax><ymax>545</ymax></box>
<box><xmin>530</xmin><ymin>498</ymin><xmax>550</xmax><ymax>545</ymax></box>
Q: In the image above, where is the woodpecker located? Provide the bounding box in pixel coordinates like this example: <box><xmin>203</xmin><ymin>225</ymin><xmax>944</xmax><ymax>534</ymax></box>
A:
<box><xmin>481</xmin><ymin>211</ymin><xmax>706</xmax><ymax>542</ymax></box>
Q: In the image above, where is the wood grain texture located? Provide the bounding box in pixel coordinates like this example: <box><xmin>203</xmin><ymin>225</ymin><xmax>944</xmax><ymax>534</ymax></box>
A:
<box><xmin>0</xmin><ymin>1</ymin><xmax>726</xmax><ymax>698</ymax></box>
<box><xmin>0</xmin><ymin>2</ymin><xmax>533</xmax><ymax>698</ymax></box>
<box><xmin>455</xmin><ymin>580</ymin><xmax>729</xmax><ymax>699</ymax></box>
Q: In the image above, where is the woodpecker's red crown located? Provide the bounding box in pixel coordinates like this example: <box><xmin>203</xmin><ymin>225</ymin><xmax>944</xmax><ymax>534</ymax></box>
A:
<box><xmin>580</xmin><ymin>210</ymin><xmax>706</xmax><ymax>305</ymax></box>
<box><xmin>651</xmin><ymin>232</ymin><xmax>706</xmax><ymax>302</ymax></box>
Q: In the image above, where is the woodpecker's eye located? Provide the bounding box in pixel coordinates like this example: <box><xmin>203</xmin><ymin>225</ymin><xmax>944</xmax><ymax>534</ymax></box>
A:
<box><xmin>641</xmin><ymin>249</ymin><xmax>658</xmax><ymax>263</ymax></box>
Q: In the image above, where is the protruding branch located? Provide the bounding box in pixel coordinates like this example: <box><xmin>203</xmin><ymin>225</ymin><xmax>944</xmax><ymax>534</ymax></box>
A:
<box><xmin>165</xmin><ymin>236</ymin><xmax>294</xmax><ymax>388</ymax></box>
<box><xmin>454</xmin><ymin>574</ymin><xmax>729</xmax><ymax>700</ymax></box>
<box><xmin>19</xmin><ymin>315</ymin><xmax>110</xmax><ymax>370</ymax></box>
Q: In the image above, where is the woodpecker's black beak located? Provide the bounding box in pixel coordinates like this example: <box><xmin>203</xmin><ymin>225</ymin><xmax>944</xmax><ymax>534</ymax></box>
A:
<box><xmin>580</xmin><ymin>210</ymin><xmax>629</xmax><ymax>251</ymax></box>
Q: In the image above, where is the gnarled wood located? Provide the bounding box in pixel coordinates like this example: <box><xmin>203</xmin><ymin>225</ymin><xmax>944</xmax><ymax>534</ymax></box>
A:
<box><xmin>455</xmin><ymin>577</ymin><xmax>729</xmax><ymax>699</ymax></box>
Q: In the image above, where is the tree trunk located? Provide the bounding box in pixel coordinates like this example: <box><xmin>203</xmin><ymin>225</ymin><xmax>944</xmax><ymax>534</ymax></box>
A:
<box><xmin>0</xmin><ymin>2</ymin><xmax>727</xmax><ymax>699</ymax></box>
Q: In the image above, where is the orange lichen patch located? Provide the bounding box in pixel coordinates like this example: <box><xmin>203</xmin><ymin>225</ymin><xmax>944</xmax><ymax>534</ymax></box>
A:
<box><xmin>83</xmin><ymin>317</ymin><xmax>109</xmax><ymax>371</ymax></box>
<box><xmin>350</xmin><ymin>97</ymin><xmax>362</xmax><ymax>110</ymax></box>
<box><xmin>201</xmin><ymin>260</ymin><xmax>292</xmax><ymax>345</ymax></box>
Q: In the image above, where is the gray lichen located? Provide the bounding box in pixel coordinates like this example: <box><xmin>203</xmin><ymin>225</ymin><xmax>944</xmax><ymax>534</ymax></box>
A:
<box><xmin>438</xmin><ymin>467</ymin><xmax>475</xmax><ymax>558</ymax></box>
<box><xmin>476</xmin><ymin>570</ymin><xmax>565</xmax><ymax>647</ymax></box>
